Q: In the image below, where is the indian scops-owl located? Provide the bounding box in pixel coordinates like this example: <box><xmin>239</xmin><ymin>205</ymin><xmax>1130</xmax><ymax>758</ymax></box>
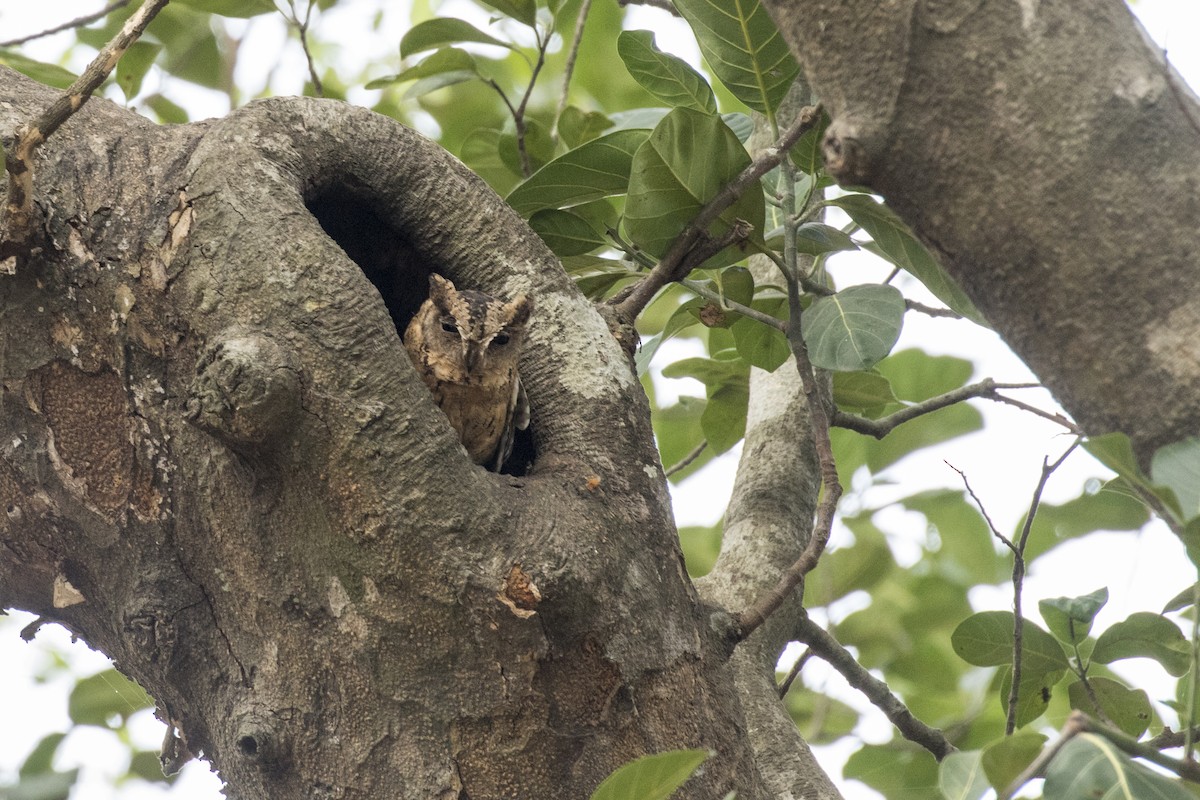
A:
<box><xmin>403</xmin><ymin>274</ymin><xmax>532</xmax><ymax>471</ymax></box>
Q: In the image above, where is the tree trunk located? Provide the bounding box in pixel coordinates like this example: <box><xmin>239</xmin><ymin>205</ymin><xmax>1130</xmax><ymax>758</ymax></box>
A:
<box><xmin>763</xmin><ymin>0</ymin><xmax>1200</xmax><ymax>462</ymax></box>
<box><xmin>0</xmin><ymin>68</ymin><xmax>779</xmax><ymax>799</ymax></box>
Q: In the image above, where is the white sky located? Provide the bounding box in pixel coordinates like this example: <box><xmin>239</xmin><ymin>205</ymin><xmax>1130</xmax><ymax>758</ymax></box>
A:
<box><xmin>0</xmin><ymin>2</ymin><xmax>1197</xmax><ymax>799</ymax></box>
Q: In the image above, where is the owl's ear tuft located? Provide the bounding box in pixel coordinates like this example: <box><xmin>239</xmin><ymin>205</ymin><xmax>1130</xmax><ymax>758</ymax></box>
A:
<box><xmin>506</xmin><ymin>294</ymin><xmax>533</xmax><ymax>328</ymax></box>
<box><xmin>428</xmin><ymin>274</ymin><xmax>456</xmax><ymax>311</ymax></box>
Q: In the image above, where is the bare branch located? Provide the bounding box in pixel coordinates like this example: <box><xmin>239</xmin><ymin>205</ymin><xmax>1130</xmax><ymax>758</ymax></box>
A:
<box><xmin>664</xmin><ymin>440</ymin><xmax>707</xmax><ymax>478</ymax></box>
<box><xmin>1</xmin><ymin>0</ymin><xmax>170</xmax><ymax>272</ymax></box>
<box><xmin>795</xmin><ymin>613</ymin><xmax>954</xmax><ymax>760</ymax></box>
<box><xmin>945</xmin><ymin>460</ymin><xmax>1014</xmax><ymax>553</ymax></box>
<box><xmin>677</xmin><ymin>278</ymin><xmax>787</xmax><ymax>332</ymax></box>
<box><xmin>552</xmin><ymin>0</ymin><xmax>593</xmax><ymax>143</ymax></box>
<box><xmin>613</xmin><ymin>105</ymin><xmax>823</xmax><ymax>320</ymax></box>
<box><xmin>776</xmin><ymin>648</ymin><xmax>812</xmax><ymax>698</ymax></box>
<box><xmin>905</xmin><ymin>299</ymin><xmax>961</xmax><ymax>318</ymax></box>
<box><xmin>832</xmin><ymin>379</ymin><xmax>1080</xmax><ymax>438</ymax></box>
<box><xmin>0</xmin><ymin>0</ymin><xmax>132</xmax><ymax>48</ymax></box>
<box><xmin>284</xmin><ymin>0</ymin><xmax>323</xmax><ymax>97</ymax></box>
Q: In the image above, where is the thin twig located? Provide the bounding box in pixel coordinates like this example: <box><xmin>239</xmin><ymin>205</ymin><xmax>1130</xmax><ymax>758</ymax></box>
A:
<box><xmin>0</xmin><ymin>0</ymin><xmax>132</xmax><ymax>48</ymax></box>
<box><xmin>732</xmin><ymin>152</ymin><xmax>841</xmax><ymax>641</ymax></box>
<box><xmin>905</xmin><ymin>299</ymin><xmax>961</xmax><ymax>319</ymax></box>
<box><xmin>833</xmin><ymin>380</ymin><xmax>1078</xmax><ymax>439</ymax></box>
<box><xmin>510</xmin><ymin>26</ymin><xmax>550</xmax><ymax>177</ymax></box>
<box><xmin>795</xmin><ymin>612</ymin><xmax>954</xmax><ymax>759</ymax></box>
<box><xmin>664</xmin><ymin>441</ymin><xmax>707</xmax><ymax>478</ymax></box>
<box><xmin>1005</xmin><ymin>439</ymin><xmax>1080</xmax><ymax>735</ymax></box>
<box><xmin>1147</xmin><ymin>725</ymin><xmax>1200</xmax><ymax>750</ymax></box>
<box><xmin>679</xmin><ymin>279</ymin><xmax>787</xmax><ymax>332</ymax></box>
<box><xmin>1</xmin><ymin>0</ymin><xmax>171</xmax><ymax>272</ymax></box>
<box><xmin>946</xmin><ymin>461</ymin><xmax>1014</xmax><ymax>553</ymax></box>
<box><xmin>285</xmin><ymin>0</ymin><xmax>323</xmax><ymax>97</ymax></box>
<box><xmin>776</xmin><ymin>648</ymin><xmax>812</xmax><ymax>698</ymax></box>
<box><xmin>552</xmin><ymin>0</ymin><xmax>592</xmax><ymax>144</ymax></box>
<box><xmin>613</xmin><ymin>105</ymin><xmax>824</xmax><ymax>320</ymax></box>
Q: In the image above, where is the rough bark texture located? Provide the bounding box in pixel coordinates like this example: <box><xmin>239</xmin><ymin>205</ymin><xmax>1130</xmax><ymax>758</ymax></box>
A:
<box><xmin>0</xmin><ymin>68</ymin><xmax>773</xmax><ymax>799</ymax></box>
<box><xmin>763</xmin><ymin>0</ymin><xmax>1200</xmax><ymax>463</ymax></box>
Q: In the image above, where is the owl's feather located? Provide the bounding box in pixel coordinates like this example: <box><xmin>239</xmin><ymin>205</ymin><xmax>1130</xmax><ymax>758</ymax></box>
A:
<box><xmin>403</xmin><ymin>274</ymin><xmax>531</xmax><ymax>471</ymax></box>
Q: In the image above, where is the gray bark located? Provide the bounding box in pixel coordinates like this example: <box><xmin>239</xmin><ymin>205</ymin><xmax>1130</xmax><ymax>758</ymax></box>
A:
<box><xmin>0</xmin><ymin>68</ymin><xmax>772</xmax><ymax>799</ymax></box>
<box><xmin>762</xmin><ymin>0</ymin><xmax>1200</xmax><ymax>463</ymax></box>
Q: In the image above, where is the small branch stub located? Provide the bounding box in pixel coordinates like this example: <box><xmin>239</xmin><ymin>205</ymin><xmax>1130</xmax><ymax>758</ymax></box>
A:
<box><xmin>499</xmin><ymin>563</ymin><xmax>541</xmax><ymax>618</ymax></box>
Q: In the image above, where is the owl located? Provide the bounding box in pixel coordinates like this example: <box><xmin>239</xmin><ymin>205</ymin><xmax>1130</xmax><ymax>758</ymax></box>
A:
<box><xmin>403</xmin><ymin>274</ymin><xmax>532</xmax><ymax>471</ymax></box>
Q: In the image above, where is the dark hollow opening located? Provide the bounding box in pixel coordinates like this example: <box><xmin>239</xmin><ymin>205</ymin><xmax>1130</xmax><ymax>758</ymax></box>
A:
<box><xmin>306</xmin><ymin>189</ymin><xmax>534</xmax><ymax>476</ymax></box>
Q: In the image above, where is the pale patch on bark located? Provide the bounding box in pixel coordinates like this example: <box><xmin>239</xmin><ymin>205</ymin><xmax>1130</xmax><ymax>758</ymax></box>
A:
<box><xmin>1146</xmin><ymin>303</ymin><xmax>1200</xmax><ymax>382</ymax></box>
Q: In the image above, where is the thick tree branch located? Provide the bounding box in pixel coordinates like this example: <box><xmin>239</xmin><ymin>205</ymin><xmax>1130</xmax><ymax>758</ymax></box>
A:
<box><xmin>794</xmin><ymin>612</ymin><xmax>953</xmax><ymax>760</ymax></box>
<box><xmin>612</xmin><ymin>105</ymin><xmax>822</xmax><ymax>321</ymax></box>
<box><xmin>1</xmin><ymin>0</ymin><xmax>169</xmax><ymax>272</ymax></box>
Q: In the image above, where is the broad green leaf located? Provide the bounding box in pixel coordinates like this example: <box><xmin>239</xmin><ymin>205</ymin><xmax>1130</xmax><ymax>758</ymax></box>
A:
<box><xmin>558</xmin><ymin>106</ymin><xmax>615</xmax><ymax>147</ymax></box>
<box><xmin>901</xmin><ymin>489</ymin><xmax>1009</xmax><ymax>586</ymax></box>
<box><xmin>625</xmin><ymin>108</ymin><xmax>765</xmax><ymax>268</ymax></box>
<box><xmin>998</xmin><ymin>663</ymin><xmax>1065</xmax><ymax>728</ymax></box>
<box><xmin>18</xmin><ymin>733</ymin><xmax>66</xmax><ymax>777</ymax></box>
<box><xmin>1039</xmin><ymin>588</ymin><xmax>1108</xmax><ymax>645</ymax></box>
<box><xmin>174</xmin><ymin>0</ymin><xmax>275</xmax><ymax>15</ymax></box>
<box><xmin>67</xmin><ymin>669</ymin><xmax>153</xmax><ymax>726</ymax></box>
<box><xmin>980</xmin><ymin>732</ymin><xmax>1046</xmax><ymax>794</ymax></box>
<box><xmin>400</xmin><ymin>18</ymin><xmax>514</xmax><ymax>58</ymax></box>
<box><xmin>879</xmin><ymin>349</ymin><xmax>974</xmax><ymax>402</ymax></box>
<box><xmin>1151</xmin><ymin>437</ymin><xmax>1200</xmax><ymax>521</ymax></box>
<box><xmin>674</xmin><ymin>0</ymin><xmax>800</xmax><ymax>114</ymax></box>
<box><xmin>831</xmin><ymin>195</ymin><xmax>987</xmax><ymax>325</ymax></box>
<box><xmin>1163</xmin><ymin>582</ymin><xmax>1200</xmax><ymax>613</ymax></box>
<box><xmin>1042</xmin><ymin>733</ymin><xmax>1194</xmax><ymax>800</ymax></box>
<box><xmin>1085</xmin><ymin>432</ymin><xmax>1184</xmax><ymax>525</ymax></box>
<box><xmin>617</xmin><ymin>30</ymin><xmax>717</xmax><ymax>114</ymax></box>
<box><xmin>499</xmin><ymin>116</ymin><xmax>556</xmax><ymax>175</ymax></box>
<box><xmin>589</xmin><ymin>749</ymin><xmax>709</xmax><ymax>800</ymax></box>
<box><xmin>832</xmin><ymin>370</ymin><xmax>898</xmax><ymax>414</ymax></box>
<box><xmin>116</xmin><ymin>41</ymin><xmax>161</xmax><ymax>102</ymax></box>
<box><xmin>128</xmin><ymin>750</ymin><xmax>172</xmax><ymax>784</ymax></box>
<box><xmin>1022</xmin><ymin>485</ymin><xmax>1150</xmax><ymax>564</ymax></box>
<box><xmin>529</xmin><ymin>209</ymin><xmax>605</xmax><ymax>256</ymax></box>
<box><xmin>843</xmin><ymin>744</ymin><xmax>939</xmax><ymax>800</ymax></box>
<box><xmin>938</xmin><ymin>750</ymin><xmax>990</xmax><ymax>800</ymax></box>
<box><xmin>790</xmin><ymin>222</ymin><xmax>859</xmax><ymax>256</ymax></box>
<box><xmin>366</xmin><ymin>48</ymin><xmax>480</xmax><ymax>90</ymax></box>
<box><xmin>478</xmin><ymin>0</ymin><xmax>537</xmax><ymax>27</ymax></box>
<box><xmin>789</xmin><ymin>107</ymin><xmax>832</xmax><ymax>176</ymax></box>
<box><xmin>1066</xmin><ymin>677</ymin><xmax>1152</xmax><ymax>737</ymax></box>
<box><xmin>804</xmin><ymin>515</ymin><xmax>895</xmax><ymax>606</ymax></box>
<box><xmin>0</xmin><ymin>50</ymin><xmax>77</xmax><ymax>89</ymax></box>
<box><xmin>608</xmin><ymin>108</ymin><xmax>671</xmax><ymax>131</ymax></box>
<box><xmin>661</xmin><ymin>356</ymin><xmax>745</xmax><ymax>386</ymax></box>
<box><xmin>654</xmin><ymin>396</ymin><xmax>711</xmax><ymax>482</ymax></box>
<box><xmin>782</xmin><ymin>688</ymin><xmax>859</xmax><ymax>745</ymax></box>
<box><xmin>951</xmin><ymin>611</ymin><xmax>1069</xmax><ymax>673</ymax></box>
<box><xmin>144</xmin><ymin>6</ymin><xmax>223</xmax><ymax>89</ymax></box>
<box><xmin>143</xmin><ymin>93</ymin><xmax>190</xmax><ymax>124</ymax></box>
<box><xmin>1091</xmin><ymin>612</ymin><xmax>1191</xmax><ymax>677</ymax></box>
<box><xmin>702</xmin><ymin>380</ymin><xmax>749</xmax><ymax>454</ymax></box>
<box><xmin>460</xmin><ymin>128</ymin><xmax>521</xmax><ymax>194</ymax></box>
<box><xmin>801</xmin><ymin>284</ymin><xmax>904</xmax><ymax>371</ymax></box>
<box><xmin>4</xmin><ymin>769</ymin><xmax>79</xmax><ymax>800</ymax></box>
<box><xmin>730</xmin><ymin>297</ymin><xmax>789</xmax><ymax>371</ymax></box>
<box><xmin>507</xmin><ymin>129</ymin><xmax>650</xmax><ymax>215</ymax></box>
<box><xmin>722</xmin><ymin>113</ymin><xmax>754</xmax><ymax>142</ymax></box>
<box><xmin>679</xmin><ymin>522</ymin><xmax>723</xmax><ymax>577</ymax></box>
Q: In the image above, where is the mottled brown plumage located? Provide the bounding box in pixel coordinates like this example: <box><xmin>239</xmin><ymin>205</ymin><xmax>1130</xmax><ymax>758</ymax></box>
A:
<box><xmin>403</xmin><ymin>274</ymin><xmax>532</xmax><ymax>471</ymax></box>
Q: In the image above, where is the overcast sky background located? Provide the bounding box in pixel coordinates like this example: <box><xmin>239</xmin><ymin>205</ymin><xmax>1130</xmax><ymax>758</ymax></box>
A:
<box><xmin>0</xmin><ymin>1</ymin><xmax>1197</xmax><ymax>798</ymax></box>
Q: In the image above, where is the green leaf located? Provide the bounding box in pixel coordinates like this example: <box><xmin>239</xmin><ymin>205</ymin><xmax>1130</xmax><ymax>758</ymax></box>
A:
<box><xmin>115</xmin><ymin>41</ymin><xmax>161</xmax><ymax>102</ymax></box>
<box><xmin>801</xmin><ymin>284</ymin><xmax>905</xmax><ymax>371</ymax></box>
<box><xmin>843</xmin><ymin>744</ymin><xmax>939</xmax><ymax>800</ymax></box>
<box><xmin>832</xmin><ymin>370</ymin><xmax>898</xmax><ymax>414</ymax></box>
<box><xmin>460</xmin><ymin>128</ymin><xmax>521</xmax><ymax>194</ymax></box>
<box><xmin>1163</xmin><ymin>582</ymin><xmax>1200</xmax><ymax>614</ymax></box>
<box><xmin>1091</xmin><ymin>612</ymin><xmax>1191</xmax><ymax>677</ymax></box>
<box><xmin>507</xmin><ymin>129</ymin><xmax>650</xmax><ymax>215</ymax></box>
<box><xmin>478</xmin><ymin>0</ymin><xmax>538</xmax><ymax>27</ymax></box>
<box><xmin>1039</xmin><ymin>588</ymin><xmax>1108</xmax><ymax>645</ymax></box>
<box><xmin>1022</xmin><ymin>484</ymin><xmax>1151</xmax><ymax>563</ymax></box>
<box><xmin>1043</xmin><ymin>733</ymin><xmax>1195</xmax><ymax>800</ymax></box>
<box><xmin>529</xmin><ymin>209</ymin><xmax>606</xmax><ymax>256</ymax></box>
<box><xmin>951</xmin><ymin>611</ymin><xmax>1069</xmax><ymax>672</ymax></box>
<box><xmin>1066</xmin><ymin>677</ymin><xmax>1152</xmax><ymax>738</ymax></box>
<box><xmin>789</xmin><ymin>222</ymin><xmax>859</xmax><ymax>256</ymax></box>
<box><xmin>5</xmin><ymin>769</ymin><xmax>79</xmax><ymax>800</ymax></box>
<box><xmin>617</xmin><ymin>30</ymin><xmax>717</xmax><ymax>114</ymax></box>
<box><xmin>589</xmin><ymin>749</ymin><xmax>709</xmax><ymax>800</ymax></box>
<box><xmin>18</xmin><ymin>733</ymin><xmax>66</xmax><ymax>777</ymax></box>
<box><xmin>831</xmin><ymin>195</ymin><xmax>987</xmax><ymax>325</ymax></box>
<box><xmin>173</xmin><ymin>0</ymin><xmax>275</xmax><ymax>16</ymax></box>
<box><xmin>1151</xmin><ymin>436</ymin><xmax>1200</xmax><ymax>521</ymax></box>
<box><xmin>938</xmin><ymin>750</ymin><xmax>990</xmax><ymax>800</ymax></box>
<box><xmin>558</xmin><ymin>106</ymin><xmax>615</xmax><ymax>148</ymax></box>
<box><xmin>674</xmin><ymin>0</ymin><xmax>800</xmax><ymax>114</ymax></box>
<box><xmin>143</xmin><ymin>93</ymin><xmax>190</xmax><ymax>124</ymax></box>
<box><xmin>901</xmin><ymin>489</ymin><xmax>1009</xmax><ymax>586</ymax></box>
<box><xmin>782</xmin><ymin>688</ymin><xmax>860</xmax><ymax>745</ymax></box>
<box><xmin>67</xmin><ymin>669</ymin><xmax>153</xmax><ymax>726</ymax></box>
<box><xmin>804</xmin><ymin>515</ymin><xmax>895</xmax><ymax>606</ymax></box>
<box><xmin>730</xmin><ymin>297</ymin><xmax>789</xmax><ymax>371</ymax></box>
<box><xmin>679</xmin><ymin>522</ymin><xmax>723</xmax><ymax>577</ymax></box>
<box><xmin>400</xmin><ymin>18</ymin><xmax>514</xmax><ymax>58</ymax></box>
<box><xmin>880</xmin><ymin>349</ymin><xmax>974</xmax><ymax>402</ymax></box>
<box><xmin>702</xmin><ymin>380</ymin><xmax>749</xmax><ymax>454</ymax></box>
<box><xmin>0</xmin><ymin>50</ymin><xmax>77</xmax><ymax>89</ymax></box>
<box><xmin>980</xmin><ymin>732</ymin><xmax>1046</xmax><ymax>794</ymax></box>
<box><xmin>366</xmin><ymin>47</ymin><xmax>480</xmax><ymax>89</ymax></box>
<box><xmin>654</xmin><ymin>396</ymin><xmax>711</xmax><ymax>482</ymax></box>
<box><xmin>625</xmin><ymin>107</ymin><xmax>765</xmax><ymax>268</ymax></box>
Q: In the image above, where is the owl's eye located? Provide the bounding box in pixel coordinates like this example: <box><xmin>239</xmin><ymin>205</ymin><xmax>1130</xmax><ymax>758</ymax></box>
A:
<box><xmin>492</xmin><ymin>333</ymin><xmax>511</xmax><ymax>346</ymax></box>
<box><xmin>440</xmin><ymin>320</ymin><xmax>457</xmax><ymax>334</ymax></box>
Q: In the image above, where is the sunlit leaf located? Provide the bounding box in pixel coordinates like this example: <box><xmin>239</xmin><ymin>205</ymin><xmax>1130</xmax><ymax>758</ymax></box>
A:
<box><xmin>1091</xmin><ymin>612</ymin><xmax>1191</xmax><ymax>677</ymax></box>
<box><xmin>617</xmin><ymin>30</ymin><xmax>717</xmax><ymax>114</ymax></box>
<box><xmin>67</xmin><ymin>669</ymin><xmax>152</xmax><ymax>726</ymax></box>
<box><xmin>625</xmin><ymin>107</ymin><xmax>764</xmax><ymax>268</ymax></box>
<box><xmin>674</xmin><ymin>0</ymin><xmax>799</xmax><ymax>114</ymax></box>
<box><xmin>801</xmin><ymin>284</ymin><xmax>904</xmax><ymax>371</ymax></box>
<box><xmin>589</xmin><ymin>749</ymin><xmax>709</xmax><ymax>800</ymax></box>
<box><xmin>400</xmin><ymin>18</ymin><xmax>514</xmax><ymax>58</ymax></box>
<box><xmin>938</xmin><ymin>750</ymin><xmax>990</xmax><ymax>800</ymax></box>
<box><xmin>507</xmin><ymin>129</ymin><xmax>650</xmax><ymax>215</ymax></box>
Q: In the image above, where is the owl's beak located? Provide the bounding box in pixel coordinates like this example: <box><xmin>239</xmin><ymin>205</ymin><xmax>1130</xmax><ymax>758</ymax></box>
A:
<box><xmin>463</xmin><ymin>340</ymin><xmax>486</xmax><ymax>374</ymax></box>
